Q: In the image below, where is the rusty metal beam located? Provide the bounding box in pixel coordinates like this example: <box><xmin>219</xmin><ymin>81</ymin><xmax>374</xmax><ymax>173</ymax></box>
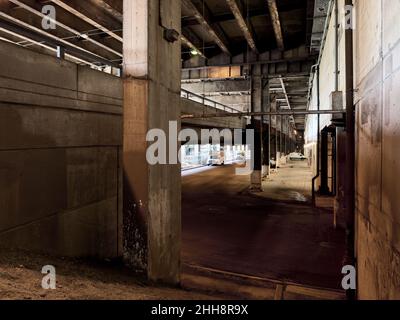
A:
<box><xmin>182</xmin><ymin>0</ymin><xmax>231</xmax><ymax>55</ymax></box>
<box><xmin>267</xmin><ymin>0</ymin><xmax>284</xmax><ymax>50</ymax></box>
<box><xmin>226</xmin><ymin>0</ymin><xmax>258</xmax><ymax>53</ymax></box>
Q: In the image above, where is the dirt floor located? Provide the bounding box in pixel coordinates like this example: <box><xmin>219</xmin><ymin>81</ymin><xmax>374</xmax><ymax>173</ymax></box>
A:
<box><xmin>0</xmin><ymin>247</ymin><xmax>222</xmax><ymax>300</ymax></box>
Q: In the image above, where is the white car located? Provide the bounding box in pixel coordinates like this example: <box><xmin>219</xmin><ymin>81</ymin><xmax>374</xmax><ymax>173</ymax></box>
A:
<box><xmin>288</xmin><ymin>152</ymin><xmax>307</xmax><ymax>161</ymax></box>
<box><xmin>208</xmin><ymin>154</ymin><xmax>225</xmax><ymax>166</ymax></box>
<box><xmin>235</xmin><ymin>154</ymin><xmax>246</xmax><ymax>164</ymax></box>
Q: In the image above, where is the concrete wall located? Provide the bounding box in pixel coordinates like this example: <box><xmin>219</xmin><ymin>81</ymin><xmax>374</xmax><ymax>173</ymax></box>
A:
<box><xmin>0</xmin><ymin>41</ymin><xmax>123</xmax><ymax>259</ymax></box>
<box><xmin>181</xmin><ymin>98</ymin><xmax>247</xmax><ymax>129</ymax></box>
<box><xmin>305</xmin><ymin>0</ymin><xmax>347</xmax><ymax>176</ymax></box>
<box><xmin>181</xmin><ymin>79</ymin><xmax>251</xmax><ymax>112</ymax></box>
<box><xmin>354</xmin><ymin>0</ymin><xmax>400</xmax><ymax>299</ymax></box>
<box><xmin>306</xmin><ymin>0</ymin><xmax>400</xmax><ymax>299</ymax></box>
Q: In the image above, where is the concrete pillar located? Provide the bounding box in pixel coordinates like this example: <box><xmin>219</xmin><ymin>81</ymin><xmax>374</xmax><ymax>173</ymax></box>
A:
<box><xmin>270</xmin><ymin>96</ymin><xmax>278</xmax><ymax>168</ymax></box>
<box><xmin>250</xmin><ymin>66</ymin><xmax>263</xmax><ymax>191</ymax></box>
<box><xmin>334</xmin><ymin>127</ymin><xmax>346</xmax><ymax>229</ymax></box>
<box><xmin>282</xmin><ymin>118</ymin><xmax>286</xmax><ymax>156</ymax></box>
<box><xmin>262</xmin><ymin>78</ymin><xmax>270</xmax><ymax>177</ymax></box>
<box><xmin>122</xmin><ymin>0</ymin><xmax>181</xmax><ymax>284</ymax></box>
<box><xmin>280</xmin><ymin>116</ymin><xmax>283</xmax><ymax>156</ymax></box>
<box><xmin>277</xmin><ymin>116</ymin><xmax>282</xmax><ymax>165</ymax></box>
<box><xmin>319</xmin><ymin>127</ymin><xmax>330</xmax><ymax>195</ymax></box>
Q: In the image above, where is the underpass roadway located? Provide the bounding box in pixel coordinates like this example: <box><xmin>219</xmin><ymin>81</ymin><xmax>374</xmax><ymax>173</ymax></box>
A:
<box><xmin>181</xmin><ymin>162</ymin><xmax>347</xmax><ymax>300</ymax></box>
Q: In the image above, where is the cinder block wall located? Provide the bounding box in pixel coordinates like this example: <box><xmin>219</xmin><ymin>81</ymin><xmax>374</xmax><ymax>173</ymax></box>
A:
<box><xmin>0</xmin><ymin>42</ymin><xmax>123</xmax><ymax>259</ymax></box>
<box><xmin>354</xmin><ymin>0</ymin><xmax>400</xmax><ymax>299</ymax></box>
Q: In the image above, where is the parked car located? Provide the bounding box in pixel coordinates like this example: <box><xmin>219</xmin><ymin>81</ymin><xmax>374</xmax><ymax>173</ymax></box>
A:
<box><xmin>208</xmin><ymin>153</ymin><xmax>225</xmax><ymax>166</ymax></box>
<box><xmin>288</xmin><ymin>152</ymin><xmax>307</xmax><ymax>161</ymax></box>
<box><xmin>235</xmin><ymin>154</ymin><xmax>246</xmax><ymax>164</ymax></box>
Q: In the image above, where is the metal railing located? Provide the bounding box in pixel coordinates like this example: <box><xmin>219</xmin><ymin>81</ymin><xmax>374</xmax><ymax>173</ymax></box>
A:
<box><xmin>181</xmin><ymin>89</ymin><xmax>241</xmax><ymax>114</ymax></box>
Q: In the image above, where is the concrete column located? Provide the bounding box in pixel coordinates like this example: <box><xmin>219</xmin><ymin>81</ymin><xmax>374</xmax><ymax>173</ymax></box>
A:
<box><xmin>277</xmin><ymin>115</ymin><xmax>282</xmax><ymax>165</ymax></box>
<box><xmin>250</xmin><ymin>66</ymin><xmax>263</xmax><ymax>191</ymax></box>
<box><xmin>282</xmin><ymin>118</ymin><xmax>286</xmax><ymax>156</ymax></box>
<box><xmin>271</xmin><ymin>96</ymin><xmax>278</xmax><ymax>168</ymax></box>
<box><xmin>123</xmin><ymin>0</ymin><xmax>181</xmax><ymax>284</ymax></box>
<box><xmin>285</xmin><ymin>118</ymin><xmax>289</xmax><ymax>154</ymax></box>
<box><xmin>319</xmin><ymin>127</ymin><xmax>331</xmax><ymax>195</ymax></box>
<box><xmin>280</xmin><ymin>115</ymin><xmax>283</xmax><ymax>156</ymax></box>
<box><xmin>262</xmin><ymin>78</ymin><xmax>270</xmax><ymax>177</ymax></box>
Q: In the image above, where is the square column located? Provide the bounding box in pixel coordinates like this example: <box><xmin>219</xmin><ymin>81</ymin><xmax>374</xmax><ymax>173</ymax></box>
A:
<box><xmin>250</xmin><ymin>66</ymin><xmax>263</xmax><ymax>191</ymax></box>
<box><xmin>123</xmin><ymin>0</ymin><xmax>181</xmax><ymax>284</ymax></box>
<box><xmin>262</xmin><ymin>78</ymin><xmax>270</xmax><ymax>177</ymax></box>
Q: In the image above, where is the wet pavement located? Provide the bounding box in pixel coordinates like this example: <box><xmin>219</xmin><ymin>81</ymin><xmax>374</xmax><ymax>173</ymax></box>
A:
<box><xmin>181</xmin><ymin>162</ymin><xmax>346</xmax><ymax>290</ymax></box>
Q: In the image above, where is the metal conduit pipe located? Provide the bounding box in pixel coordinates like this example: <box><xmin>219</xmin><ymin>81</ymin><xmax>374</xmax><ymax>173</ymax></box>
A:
<box><xmin>312</xmin><ymin>66</ymin><xmax>321</xmax><ymax>206</ymax></box>
<box><xmin>309</xmin><ymin>0</ymin><xmax>336</xmax><ymax>206</ymax></box>
<box><xmin>344</xmin><ymin>0</ymin><xmax>356</xmax><ymax>300</ymax></box>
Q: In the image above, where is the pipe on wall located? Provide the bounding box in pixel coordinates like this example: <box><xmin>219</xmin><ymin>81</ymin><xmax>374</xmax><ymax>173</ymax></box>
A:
<box><xmin>308</xmin><ymin>0</ymin><xmax>335</xmax><ymax>206</ymax></box>
<box><xmin>344</xmin><ymin>0</ymin><xmax>356</xmax><ymax>300</ymax></box>
<box><xmin>312</xmin><ymin>66</ymin><xmax>321</xmax><ymax>206</ymax></box>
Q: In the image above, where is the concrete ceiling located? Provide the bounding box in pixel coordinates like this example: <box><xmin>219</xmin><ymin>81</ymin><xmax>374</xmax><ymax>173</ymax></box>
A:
<box><xmin>0</xmin><ymin>0</ymin><xmax>322</xmax><ymax>130</ymax></box>
<box><xmin>182</xmin><ymin>0</ymin><xmax>311</xmax><ymax>58</ymax></box>
<box><xmin>0</xmin><ymin>0</ymin><xmax>314</xmax><ymax>65</ymax></box>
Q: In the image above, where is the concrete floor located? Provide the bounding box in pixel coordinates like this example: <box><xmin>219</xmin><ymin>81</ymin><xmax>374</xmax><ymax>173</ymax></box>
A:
<box><xmin>259</xmin><ymin>162</ymin><xmax>314</xmax><ymax>202</ymax></box>
<box><xmin>182</xmin><ymin>162</ymin><xmax>346</xmax><ymax>293</ymax></box>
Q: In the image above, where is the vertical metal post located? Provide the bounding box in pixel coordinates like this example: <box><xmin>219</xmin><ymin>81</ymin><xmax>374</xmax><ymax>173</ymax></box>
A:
<box><xmin>344</xmin><ymin>0</ymin><xmax>356</xmax><ymax>300</ymax></box>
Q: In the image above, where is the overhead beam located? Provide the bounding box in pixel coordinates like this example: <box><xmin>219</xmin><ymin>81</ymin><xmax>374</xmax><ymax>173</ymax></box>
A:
<box><xmin>181</xmin><ymin>34</ymin><xmax>206</xmax><ymax>59</ymax></box>
<box><xmin>181</xmin><ymin>78</ymin><xmax>250</xmax><ymax>94</ymax></box>
<box><xmin>267</xmin><ymin>0</ymin><xmax>284</xmax><ymax>50</ymax></box>
<box><xmin>0</xmin><ymin>18</ymin><xmax>119</xmax><ymax>67</ymax></box>
<box><xmin>279</xmin><ymin>76</ymin><xmax>297</xmax><ymax>129</ymax></box>
<box><xmin>49</xmin><ymin>0</ymin><xmax>123</xmax><ymax>42</ymax></box>
<box><xmin>8</xmin><ymin>0</ymin><xmax>122</xmax><ymax>58</ymax></box>
<box><xmin>100</xmin><ymin>0</ymin><xmax>123</xmax><ymax>14</ymax></box>
<box><xmin>182</xmin><ymin>0</ymin><xmax>231</xmax><ymax>55</ymax></box>
<box><xmin>225</xmin><ymin>0</ymin><xmax>258</xmax><ymax>53</ymax></box>
<box><xmin>183</xmin><ymin>55</ymin><xmax>316</xmax><ymax>69</ymax></box>
<box><xmin>182</xmin><ymin>110</ymin><xmax>346</xmax><ymax>119</ymax></box>
<box><xmin>89</xmin><ymin>0</ymin><xmax>123</xmax><ymax>22</ymax></box>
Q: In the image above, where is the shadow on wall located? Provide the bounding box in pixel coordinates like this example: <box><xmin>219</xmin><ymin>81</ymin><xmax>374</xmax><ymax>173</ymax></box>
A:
<box><xmin>0</xmin><ymin>106</ymin><xmax>120</xmax><ymax>259</ymax></box>
<box><xmin>0</xmin><ymin>106</ymin><xmax>67</xmax><ymax>253</ymax></box>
